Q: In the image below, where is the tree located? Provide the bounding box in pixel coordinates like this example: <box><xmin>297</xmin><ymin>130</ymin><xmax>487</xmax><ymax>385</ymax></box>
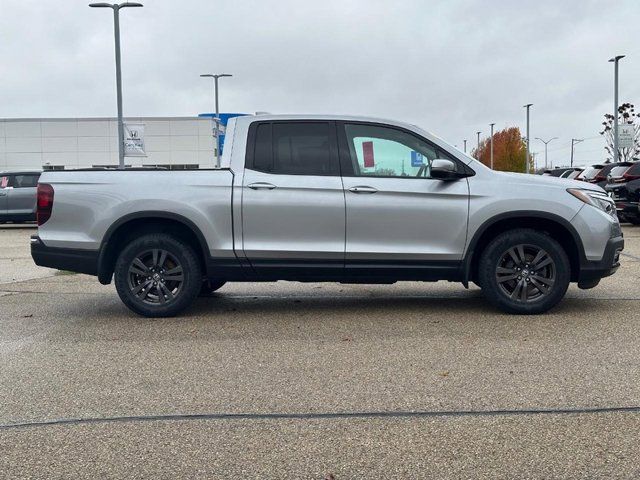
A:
<box><xmin>471</xmin><ymin>126</ymin><xmax>534</xmax><ymax>172</ymax></box>
<box><xmin>599</xmin><ymin>103</ymin><xmax>640</xmax><ymax>162</ymax></box>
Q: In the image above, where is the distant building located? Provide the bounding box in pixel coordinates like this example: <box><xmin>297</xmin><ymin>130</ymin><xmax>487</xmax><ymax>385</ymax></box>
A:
<box><xmin>0</xmin><ymin>114</ymin><xmax>245</xmax><ymax>171</ymax></box>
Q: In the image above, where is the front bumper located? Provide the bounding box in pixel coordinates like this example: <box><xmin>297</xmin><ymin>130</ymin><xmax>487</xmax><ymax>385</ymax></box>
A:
<box><xmin>578</xmin><ymin>235</ymin><xmax>624</xmax><ymax>285</ymax></box>
<box><xmin>31</xmin><ymin>235</ymin><xmax>99</xmax><ymax>275</ymax></box>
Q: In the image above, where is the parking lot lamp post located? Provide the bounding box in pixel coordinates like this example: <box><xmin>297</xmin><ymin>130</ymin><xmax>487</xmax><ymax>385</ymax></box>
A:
<box><xmin>89</xmin><ymin>2</ymin><xmax>143</xmax><ymax>170</ymax></box>
<box><xmin>570</xmin><ymin>138</ymin><xmax>584</xmax><ymax>168</ymax></box>
<box><xmin>463</xmin><ymin>139</ymin><xmax>467</xmax><ymax>153</ymax></box>
<box><xmin>535</xmin><ymin>137</ymin><xmax>558</xmax><ymax>170</ymax></box>
<box><xmin>523</xmin><ymin>104</ymin><xmax>533</xmax><ymax>174</ymax></box>
<box><xmin>489</xmin><ymin>123</ymin><xmax>495</xmax><ymax>169</ymax></box>
<box><xmin>200</xmin><ymin>73</ymin><xmax>233</xmax><ymax>168</ymax></box>
<box><xmin>476</xmin><ymin>131</ymin><xmax>481</xmax><ymax>159</ymax></box>
<box><xmin>608</xmin><ymin>55</ymin><xmax>625</xmax><ymax>163</ymax></box>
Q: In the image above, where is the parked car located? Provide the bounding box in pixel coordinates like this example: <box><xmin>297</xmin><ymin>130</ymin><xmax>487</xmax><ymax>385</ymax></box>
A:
<box><xmin>559</xmin><ymin>168</ymin><xmax>583</xmax><ymax>180</ymax></box>
<box><xmin>605</xmin><ymin>161</ymin><xmax>640</xmax><ymax>225</ymax></box>
<box><xmin>590</xmin><ymin>162</ymin><xmax>626</xmax><ymax>189</ymax></box>
<box><xmin>31</xmin><ymin>114</ymin><xmax>623</xmax><ymax>317</ymax></box>
<box><xmin>577</xmin><ymin>164</ymin><xmax>604</xmax><ymax>182</ymax></box>
<box><xmin>542</xmin><ymin>167</ymin><xmax>575</xmax><ymax>177</ymax></box>
<box><xmin>0</xmin><ymin>171</ymin><xmax>41</xmax><ymax>224</ymax></box>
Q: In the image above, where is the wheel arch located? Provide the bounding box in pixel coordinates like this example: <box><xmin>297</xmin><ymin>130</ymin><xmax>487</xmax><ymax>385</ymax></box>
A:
<box><xmin>97</xmin><ymin>212</ymin><xmax>209</xmax><ymax>284</ymax></box>
<box><xmin>463</xmin><ymin>211</ymin><xmax>586</xmax><ymax>285</ymax></box>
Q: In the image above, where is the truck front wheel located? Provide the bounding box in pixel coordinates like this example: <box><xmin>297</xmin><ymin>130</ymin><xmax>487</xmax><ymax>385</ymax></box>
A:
<box><xmin>478</xmin><ymin>229</ymin><xmax>570</xmax><ymax>314</ymax></box>
<box><xmin>114</xmin><ymin>234</ymin><xmax>202</xmax><ymax>317</ymax></box>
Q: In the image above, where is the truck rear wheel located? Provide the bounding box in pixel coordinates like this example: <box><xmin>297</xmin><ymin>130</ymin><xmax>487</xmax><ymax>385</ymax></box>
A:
<box><xmin>114</xmin><ymin>234</ymin><xmax>202</xmax><ymax>317</ymax></box>
<box><xmin>478</xmin><ymin>229</ymin><xmax>570</xmax><ymax>314</ymax></box>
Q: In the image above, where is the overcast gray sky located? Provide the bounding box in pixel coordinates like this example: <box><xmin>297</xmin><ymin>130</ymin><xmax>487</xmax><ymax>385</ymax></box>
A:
<box><xmin>1</xmin><ymin>0</ymin><xmax>639</xmax><ymax>167</ymax></box>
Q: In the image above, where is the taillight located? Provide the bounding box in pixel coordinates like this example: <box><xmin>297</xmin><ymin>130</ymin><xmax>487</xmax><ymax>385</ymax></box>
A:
<box><xmin>623</xmin><ymin>173</ymin><xmax>640</xmax><ymax>181</ymax></box>
<box><xmin>37</xmin><ymin>183</ymin><xmax>54</xmax><ymax>226</ymax></box>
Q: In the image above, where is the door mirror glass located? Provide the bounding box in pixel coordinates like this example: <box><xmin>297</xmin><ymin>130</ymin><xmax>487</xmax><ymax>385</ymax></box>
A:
<box><xmin>430</xmin><ymin>159</ymin><xmax>459</xmax><ymax>180</ymax></box>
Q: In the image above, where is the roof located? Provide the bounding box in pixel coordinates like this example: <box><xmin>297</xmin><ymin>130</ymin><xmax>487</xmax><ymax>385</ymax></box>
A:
<box><xmin>0</xmin><ymin>170</ymin><xmax>42</xmax><ymax>175</ymax></box>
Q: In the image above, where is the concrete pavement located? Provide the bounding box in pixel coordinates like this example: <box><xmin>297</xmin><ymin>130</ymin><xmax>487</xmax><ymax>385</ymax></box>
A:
<box><xmin>1</xmin><ymin>225</ymin><xmax>639</xmax><ymax>478</ymax></box>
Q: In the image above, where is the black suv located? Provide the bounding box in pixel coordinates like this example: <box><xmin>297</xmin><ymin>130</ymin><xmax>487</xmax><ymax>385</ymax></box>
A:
<box><xmin>605</xmin><ymin>162</ymin><xmax>640</xmax><ymax>225</ymax></box>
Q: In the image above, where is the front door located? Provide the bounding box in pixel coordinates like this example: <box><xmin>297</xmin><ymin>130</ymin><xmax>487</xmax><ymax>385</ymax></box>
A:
<box><xmin>0</xmin><ymin>175</ymin><xmax>9</xmax><ymax>217</ymax></box>
<box><xmin>241</xmin><ymin>121</ymin><xmax>345</xmax><ymax>279</ymax></box>
<box><xmin>337</xmin><ymin>122</ymin><xmax>469</xmax><ymax>279</ymax></box>
<box><xmin>6</xmin><ymin>173</ymin><xmax>39</xmax><ymax>219</ymax></box>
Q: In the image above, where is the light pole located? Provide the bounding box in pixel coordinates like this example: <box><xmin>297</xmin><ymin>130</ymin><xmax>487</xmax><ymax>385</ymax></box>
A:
<box><xmin>608</xmin><ymin>55</ymin><xmax>625</xmax><ymax>163</ymax></box>
<box><xmin>463</xmin><ymin>139</ymin><xmax>467</xmax><ymax>153</ymax></box>
<box><xmin>570</xmin><ymin>138</ymin><xmax>584</xmax><ymax>167</ymax></box>
<box><xmin>535</xmin><ymin>137</ymin><xmax>558</xmax><ymax>170</ymax></box>
<box><xmin>200</xmin><ymin>73</ymin><xmax>233</xmax><ymax>168</ymax></box>
<box><xmin>489</xmin><ymin>123</ymin><xmax>495</xmax><ymax>169</ymax></box>
<box><xmin>89</xmin><ymin>2</ymin><xmax>143</xmax><ymax>170</ymax></box>
<box><xmin>523</xmin><ymin>104</ymin><xmax>533</xmax><ymax>173</ymax></box>
<box><xmin>476</xmin><ymin>131</ymin><xmax>481</xmax><ymax>159</ymax></box>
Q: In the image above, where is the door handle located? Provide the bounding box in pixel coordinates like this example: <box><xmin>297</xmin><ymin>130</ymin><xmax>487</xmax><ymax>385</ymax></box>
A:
<box><xmin>348</xmin><ymin>186</ymin><xmax>378</xmax><ymax>194</ymax></box>
<box><xmin>0</xmin><ymin>192</ymin><xmax>6</xmax><ymax>196</ymax></box>
<box><xmin>247</xmin><ymin>182</ymin><xmax>277</xmax><ymax>190</ymax></box>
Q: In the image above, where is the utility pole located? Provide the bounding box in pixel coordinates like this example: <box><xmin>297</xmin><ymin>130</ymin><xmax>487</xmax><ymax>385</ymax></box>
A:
<box><xmin>200</xmin><ymin>73</ymin><xmax>233</xmax><ymax>168</ymax></box>
<box><xmin>489</xmin><ymin>123</ymin><xmax>495</xmax><ymax>169</ymax></box>
<box><xmin>535</xmin><ymin>137</ymin><xmax>558</xmax><ymax>170</ymax></box>
<box><xmin>570</xmin><ymin>138</ymin><xmax>584</xmax><ymax>167</ymax></box>
<box><xmin>608</xmin><ymin>55</ymin><xmax>625</xmax><ymax>163</ymax></box>
<box><xmin>523</xmin><ymin>104</ymin><xmax>533</xmax><ymax>174</ymax></box>
<box><xmin>463</xmin><ymin>139</ymin><xmax>467</xmax><ymax>153</ymax></box>
<box><xmin>89</xmin><ymin>2</ymin><xmax>144</xmax><ymax>170</ymax></box>
<box><xmin>476</xmin><ymin>131</ymin><xmax>481</xmax><ymax>159</ymax></box>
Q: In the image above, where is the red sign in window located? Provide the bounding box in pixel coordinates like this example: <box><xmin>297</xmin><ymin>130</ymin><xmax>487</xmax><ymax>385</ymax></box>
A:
<box><xmin>0</xmin><ymin>176</ymin><xmax>8</xmax><ymax>188</ymax></box>
<box><xmin>362</xmin><ymin>141</ymin><xmax>374</xmax><ymax>168</ymax></box>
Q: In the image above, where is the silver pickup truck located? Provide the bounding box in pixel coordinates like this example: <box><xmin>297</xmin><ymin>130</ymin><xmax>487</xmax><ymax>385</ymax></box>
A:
<box><xmin>31</xmin><ymin>114</ymin><xmax>623</xmax><ymax>317</ymax></box>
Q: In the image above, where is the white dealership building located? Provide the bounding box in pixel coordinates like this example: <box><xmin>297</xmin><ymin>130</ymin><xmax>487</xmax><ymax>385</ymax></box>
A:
<box><xmin>0</xmin><ymin>116</ymin><xmax>223</xmax><ymax>171</ymax></box>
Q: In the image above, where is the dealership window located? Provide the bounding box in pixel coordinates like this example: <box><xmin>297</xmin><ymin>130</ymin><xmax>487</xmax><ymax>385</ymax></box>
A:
<box><xmin>141</xmin><ymin>164</ymin><xmax>199</xmax><ymax>170</ymax></box>
<box><xmin>343</xmin><ymin>124</ymin><xmax>439</xmax><ymax>178</ymax></box>
<box><xmin>252</xmin><ymin>122</ymin><xmax>337</xmax><ymax>176</ymax></box>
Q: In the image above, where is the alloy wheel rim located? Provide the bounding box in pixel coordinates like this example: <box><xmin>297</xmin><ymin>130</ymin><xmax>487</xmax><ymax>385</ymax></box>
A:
<box><xmin>495</xmin><ymin>244</ymin><xmax>556</xmax><ymax>303</ymax></box>
<box><xmin>127</xmin><ymin>249</ymin><xmax>184</xmax><ymax>305</ymax></box>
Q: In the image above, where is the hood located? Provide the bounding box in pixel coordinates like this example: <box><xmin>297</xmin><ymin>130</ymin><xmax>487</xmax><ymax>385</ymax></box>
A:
<box><xmin>492</xmin><ymin>170</ymin><xmax>604</xmax><ymax>193</ymax></box>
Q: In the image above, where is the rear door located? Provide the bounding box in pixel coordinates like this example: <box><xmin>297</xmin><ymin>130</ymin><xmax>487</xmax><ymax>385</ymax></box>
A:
<box><xmin>241</xmin><ymin>120</ymin><xmax>345</xmax><ymax>277</ymax></box>
<box><xmin>337</xmin><ymin>122</ymin><xmax>469</xmax><ymax>276</ymax></box>
<box><xmin>6</xmin><ymin>173</ymin><xmax>39</xmax><ymax>219</ymax></box>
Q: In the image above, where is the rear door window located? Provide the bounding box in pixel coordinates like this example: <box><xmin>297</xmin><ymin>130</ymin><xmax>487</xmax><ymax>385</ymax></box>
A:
<box><xmin>249</xmin><ymin>122</ymin><xmax>338</xmax><ymax>176</ymax></box>
<box><xmin>12</xmin><ymin>174</ymin><xmax>39</xmax><ymax>188</ymax></box>
<box><xmin>609</xmin><ymin>165</ymin><xmax>632</xmax><ymax>178</ymax></box>
<box><xmin>581</xmin><ymin>167</ymin><xmax>601</xmax><ymax>180</ymax></box>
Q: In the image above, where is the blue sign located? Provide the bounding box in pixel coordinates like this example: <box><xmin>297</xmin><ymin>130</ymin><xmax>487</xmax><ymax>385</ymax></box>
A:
<box><xmin>198</xmin><ymin>112</ymin><xmax>248</xmax><ymax>154</ymax></box>
<box><xmin>411</xmin><ymin>151</ymin><xmax>424</xmax><ymax>167</ymax></box>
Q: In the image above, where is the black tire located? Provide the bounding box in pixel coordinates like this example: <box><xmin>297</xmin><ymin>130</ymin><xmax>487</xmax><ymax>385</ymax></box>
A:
<box><xmin>627</xmin><ymin>217</ymin><xmax>640</xmax><ymax>226</ymax></box>
<box><xmin>114</xmin><ymin>233</ymin><xmax>202</xmax><ymax>317</ymax></box>
<box><xmin>200</xmin><ymin>279</ymin><xmax>226</xmax><ymax>296</ymax></box>
<box><xmin>478</xmin><ymin>229</ymin><xmax>570</xmax><ymax>314</ymax></box>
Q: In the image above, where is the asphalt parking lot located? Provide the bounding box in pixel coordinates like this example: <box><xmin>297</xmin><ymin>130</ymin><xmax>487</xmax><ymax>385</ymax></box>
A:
<box><xmin>1</xmin><ymin>225</ymin><xmax>639</xmax><ymax>479</ymax></box>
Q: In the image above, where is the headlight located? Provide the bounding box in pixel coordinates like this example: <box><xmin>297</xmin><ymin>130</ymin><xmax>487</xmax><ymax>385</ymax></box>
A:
<box><xmin>567</xmin><ymin>188</ymin><xmax>617</xmax><ymax>218</ymax></box>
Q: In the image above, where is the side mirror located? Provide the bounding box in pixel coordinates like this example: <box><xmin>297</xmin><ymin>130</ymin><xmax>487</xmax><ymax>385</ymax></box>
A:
<box><xmin>430</xmin><ymin>159</ymin><xmax>459</xmax><ymax>180</ymax></box>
